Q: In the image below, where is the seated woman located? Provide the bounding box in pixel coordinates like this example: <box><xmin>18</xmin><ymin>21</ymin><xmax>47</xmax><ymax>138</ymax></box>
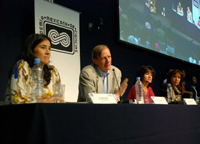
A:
<box><xmin>4</xmin><ymin>34</ymin><xmax>61</xmax><ymax>104</ymax></box>
<box><xmin>187</xmin><ymin>7</ymin><xmax>193</xmax><ymax>23</ymax></box>
<box><xmin>127</xmin><ymin>65</ymin><xmax>156</xmax><ymax>103</ymax></box>
<box><xmin>161</xmin><ymin>69</ymin><xmax>185</xmax><ymax>102</ymax></box>
<box><xmin>177</xmin><ymin>2</ymin><xmax>184</xmax><ymax>16</ymax></box>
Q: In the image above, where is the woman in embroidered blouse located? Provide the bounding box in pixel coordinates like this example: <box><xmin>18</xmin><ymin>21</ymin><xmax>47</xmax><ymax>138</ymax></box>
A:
<box><xmin>161</xmin><ymin>69</ymin><xmax>185</xmax><ymax>101</ymax></box>
<box><xmin>127</xmin><ymin>65</ymin><xmax>156</xmax><ymax>103</ymax></box>
<box><xmin>4</xmin><ymin>34</ymin><xmax>61</xmax><ymax>104</ymax></box>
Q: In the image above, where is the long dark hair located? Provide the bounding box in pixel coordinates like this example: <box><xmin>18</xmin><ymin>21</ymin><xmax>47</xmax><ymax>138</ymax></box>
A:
<box><xmin>135</xmin><ymin>65</ymin><xmax>156</xmax><ymax>87</ymax></box>
<box><xmin>13</xmin><ymin>34</ymin><xmax>52</xmax><ymax>86</ymax></box>
<box><xmin>166</xmin><ymin>69</ymin><xmax>185</xmax><ymax>95</ymax></box>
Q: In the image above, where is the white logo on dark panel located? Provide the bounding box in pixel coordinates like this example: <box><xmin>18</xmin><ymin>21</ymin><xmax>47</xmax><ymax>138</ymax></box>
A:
<box><xmin>38</xmin><ymin>16</ymin><xmax>78</xmax><ymax>55</ymax></box>
<box><xmin>48</xmin><ymin>29</ymin><xmax>70</xmax><ymax>47</ymax></box>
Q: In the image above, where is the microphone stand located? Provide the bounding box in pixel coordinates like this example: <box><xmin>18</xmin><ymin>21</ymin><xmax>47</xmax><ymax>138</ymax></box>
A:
<box><xmin>113</xmin><ymin>69</ymin><xmax>131</xmax><ymax>104</ymax></box>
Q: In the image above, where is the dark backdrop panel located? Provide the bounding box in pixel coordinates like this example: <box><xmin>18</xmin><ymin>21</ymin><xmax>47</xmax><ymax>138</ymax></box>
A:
<box><xmin>0</xmin><ymin>0</ymin><xmax>34</xmax><ymax>100</ymax></box>
<box><xmin>0</xmin><ymin>0</ymin><xmax>200</xmax><ymax>101</ymax></box>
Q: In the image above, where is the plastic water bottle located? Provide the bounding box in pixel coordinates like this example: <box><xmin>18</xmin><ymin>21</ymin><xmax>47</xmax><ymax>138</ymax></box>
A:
<box><xmin>135</xmin><ymin>77</ymin><xmax>144</xmax><ymax>104</ymax></box>
<box><xmin>32</xmin><ymin>58</ymin><xmax>43</xmax><ymax>100</ymax></box>
<box><xmin>167</xmin><ymin>83</ymin><xmax>172</xmax><ymax>103</ymax></box>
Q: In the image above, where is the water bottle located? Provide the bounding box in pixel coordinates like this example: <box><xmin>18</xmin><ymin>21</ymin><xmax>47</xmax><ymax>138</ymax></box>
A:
<box><xmin>32</xmin><ymin>58</ymin><xmax>44</xmax><ymax>100</ymax></box>
<box><xmin>167</xmin><ymin>83</ymin><xmax>172</xmax><ymax>103</ymax></box>
<box><xmin>135</xmin><ymin>77</ymin><xmax>144</xmax><ymax>104</ymax></box>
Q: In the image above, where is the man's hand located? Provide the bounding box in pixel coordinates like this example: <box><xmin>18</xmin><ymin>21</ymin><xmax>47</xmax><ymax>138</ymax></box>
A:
<box><xmin>115</xmin><ymin>78</ymin><xmax>129</xmax><ymax>99</ymax></box>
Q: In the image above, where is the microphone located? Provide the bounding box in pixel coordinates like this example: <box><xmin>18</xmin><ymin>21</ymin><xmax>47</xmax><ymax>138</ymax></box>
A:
<box><xmin>113</xmin><ymin>69</ymin><xmax>131</xmax><ymax>103</ymax></box>
<box><xmin>112</xmin><ymin>69</ymin><xmax>121</xmax><ymax>101</ymax></box>
<box><xmin>96</xmin><ymin>75</ymin><xmax>99</xmax><ymax>92</ymax></box>
<box><xmin>145</xmin><ymin>80</ymin><xmax>184</xmax><ymax>104</ymax></box>
<box><xmin>146</xmin><ymin>80</ymin><xmax>167</xmax><ymax>93</ymax></box>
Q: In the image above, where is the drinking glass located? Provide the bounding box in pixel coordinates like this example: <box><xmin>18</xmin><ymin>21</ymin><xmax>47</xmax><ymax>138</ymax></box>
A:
<box><xmin>53</xmin><ymin>84</ymin><xmax>65</xmax><ymax>103</ymax></box>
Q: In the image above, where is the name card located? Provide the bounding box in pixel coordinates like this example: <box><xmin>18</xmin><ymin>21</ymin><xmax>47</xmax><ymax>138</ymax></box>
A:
<box><xmin>183</xmin><ymin>98</ymin><xmax>197</xmax><ymax>105</ymax></box>
<box><xmin>88</xmin><ymin>93</ymin><xmax>117</xmax><ymax>104</ymax></box>
<box><xmin>151</xmin><ymin>96</ymin><xmax>168</xmax><ymax>104</ymax></box>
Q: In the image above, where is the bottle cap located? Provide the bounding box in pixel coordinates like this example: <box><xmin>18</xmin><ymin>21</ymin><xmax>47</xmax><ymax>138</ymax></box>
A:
<box><xmin>136</xmin><ymin>77</ymin><xmax>140</xmax><ymax>81</ymax></box>
<box><xmin>168</xmin><ymin>83</ymin><xmax>171</xmax><ymax>87</ymax></box>
<box><xmin>34</xmin><ymin>58</ymin><xmax>40</xmax><ymax>64</ymax></box>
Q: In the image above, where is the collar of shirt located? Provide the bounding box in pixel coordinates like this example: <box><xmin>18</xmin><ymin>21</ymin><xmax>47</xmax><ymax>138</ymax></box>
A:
<box><xmin>97</xmin><ymin>67</ymin><xmax>109</xmax><ymax>78</ymax></box>
<box><xmin>96</xmin><ymin>67</ymin><xmax>118</xmax><ymax>101</ymax></box>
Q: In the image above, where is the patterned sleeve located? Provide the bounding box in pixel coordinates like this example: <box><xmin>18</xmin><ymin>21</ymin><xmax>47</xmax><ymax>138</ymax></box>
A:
<box><xmin>5</xmin><ymin>60</ymin><xmax>32</xmax><ymax>104</ymax></box>
<box><xmin>50</xmin><ymin>65</ymin><xmax>61</xmax><ymax>85</ymax></box>
<box><xmin>41</xmin><ymin>65</ymin><xmax>61</xmax><ymax>99</ymax></box>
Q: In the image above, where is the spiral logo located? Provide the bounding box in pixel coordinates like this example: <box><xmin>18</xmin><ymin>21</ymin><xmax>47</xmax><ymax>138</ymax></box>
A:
<box><xmin>48</xmin><ymin>29</ymin><xmax>70</xmax><ymax>47</ymax></box>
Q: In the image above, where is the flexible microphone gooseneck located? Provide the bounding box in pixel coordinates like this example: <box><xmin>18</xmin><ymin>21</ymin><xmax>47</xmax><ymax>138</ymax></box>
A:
<box><xmin>113</xmin><ymin>69</ymin><xmax>131</xmax><ymax>103</ymax></box>
<box><xmin>146</xmin><ymin>80</ymin><xmax>167</xmax><ymax>93</ymax></box>
<box><xmin>145</xmin><ymin>80</ymin><xmax>184</xmax><ymax>104</ymax></box>
<box><xmin>112</xmin><ymin>69</ymin><xmax>121</xmax><ymax>101</ymax></box>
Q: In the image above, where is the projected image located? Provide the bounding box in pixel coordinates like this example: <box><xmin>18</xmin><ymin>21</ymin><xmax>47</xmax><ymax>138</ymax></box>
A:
<box><xmin>187</xmin><ymin>7</ymin><xmax>193</xmax><ymax>23</ymax></box>
<box><xmin>119</xmin><ymin>0</ymin><xmax>200</xmax><ymax>65</ymax></box>
<box><xmin>198</xmin><ymin>16</ymin><xmax>200</xmax><ymax>28</ymax></box>
<box><xmin>177</xmin><ymin>2</ymin><xmax>184</xmax><ymax>16</ymax></box>
<box><xmin>145</xmin><ymin>0</ymin><xmax>156</xmax><ymax>14</ymax></box>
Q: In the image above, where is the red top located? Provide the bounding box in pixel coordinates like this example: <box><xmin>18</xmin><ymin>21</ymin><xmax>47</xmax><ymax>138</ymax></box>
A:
<box><xmin>127</xmin><ymin>85</ymin><xmax>155</xmax><ymax>103</ymax></box>
<box><xmin>198</xmin><ymin>21</ymin><xmax>200</xmax><ymax>27</ymax></box>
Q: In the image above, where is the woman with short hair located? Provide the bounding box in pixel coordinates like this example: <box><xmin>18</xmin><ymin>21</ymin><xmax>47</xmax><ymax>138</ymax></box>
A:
<box><xmin>127</xmin><ymin>65</ymin><xmax>156</xmax><ymax>103</ymax></box>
